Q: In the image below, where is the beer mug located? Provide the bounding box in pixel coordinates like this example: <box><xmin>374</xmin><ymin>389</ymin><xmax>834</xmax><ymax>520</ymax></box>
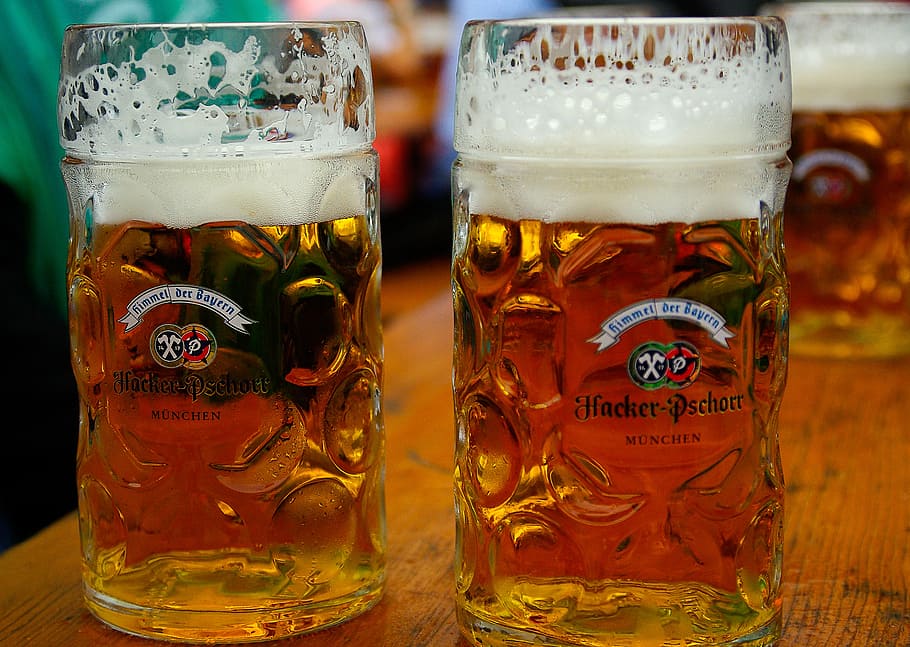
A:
<box><xmin>59</xmin><ymin>23</ymin><xmax>385</xmax><ymax>642</ymax></box>
<box><xmin>451</xmin><ymin>18</ymin><xmax>791</xmax><ymax>646</ymax></box>
<box><xmin>761</xmin><ymin>2</ymin><xmax>910</xmax><ymax>358</ymax></box>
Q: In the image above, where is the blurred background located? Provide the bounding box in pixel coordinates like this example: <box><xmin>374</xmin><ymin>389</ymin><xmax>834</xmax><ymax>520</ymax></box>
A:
<box><xmin>0</xmin><ymin>0</ymin><xmax>897</xmax><ymax>551</ymax></box>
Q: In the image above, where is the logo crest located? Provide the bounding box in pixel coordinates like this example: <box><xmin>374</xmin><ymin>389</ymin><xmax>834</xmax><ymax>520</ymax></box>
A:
<box><xmin>628</xmin><ymin>341</ymin><xmax>700</xmax><ymax>390</ymax></box>
<box><xmin>151</xmin><ymin>323</ymin><xmax>217</xmax><ymax>369</ymax></box>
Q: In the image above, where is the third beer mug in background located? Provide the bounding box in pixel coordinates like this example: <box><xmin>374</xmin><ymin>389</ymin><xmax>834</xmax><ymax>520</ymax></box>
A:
<box><xmin>452</xmin><ymin>18</ymin><xmax>791</xmax><ymax>646</ymax></box>
<box><xmin>59</xmin><ymin>23</ymin><xmax>385</xmax><ymax>642</ymax></box>
<box><xmin>762</xmin><ymin>2</ymin><xmax>910</xmax><ymax>358</ymax></box>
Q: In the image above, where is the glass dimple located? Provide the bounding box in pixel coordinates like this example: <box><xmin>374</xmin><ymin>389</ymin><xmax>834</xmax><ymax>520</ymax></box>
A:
<box><xmin>463</xmin><ymin>394</ymin><xmax>521</xmax><ymax>508</ymax></box>
<box><xmin>212</xmin><ymin>405</ymin><xmax>306</xmax><ymax>494</ymax></box>
<box><xmin>324</xmin><ymin>369</ymin><xmax>381</xmax><ymax>474</ymax></box>
<box><xmin>282</xmin><ymin>277</ymin><xmax>351</xmax><ymax>386</ymax></box>
<box><xmin>491</xmin><ymin>295</ymin><xmax>564</xmax><ymax>408</ymax></box>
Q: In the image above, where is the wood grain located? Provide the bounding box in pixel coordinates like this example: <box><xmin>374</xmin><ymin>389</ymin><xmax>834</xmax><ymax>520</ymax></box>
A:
<box><xmin>1</xmin><ymin>260</ymin><xmax>907</xmax><ymax>647</ymax></box>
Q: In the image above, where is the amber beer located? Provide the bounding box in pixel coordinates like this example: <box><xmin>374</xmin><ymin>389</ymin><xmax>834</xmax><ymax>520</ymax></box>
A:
<box><xmin>764</xmin><ymin>2</ymin><xmax>910</xmax><ymax>358</ymax></box>
<box><xmin>59</xmin><ymin>24</ymin><xmax>385</xmax><ymax>642</ymax></box>
<box><xmin>452</xmin><ymin>19</ymin><xmax>791</xmax><ymax>647</ymax></box>
<box><xmin>786</xmin><ymin>107</ymin><xmax>910</xmax><ymax>357</ymax></box>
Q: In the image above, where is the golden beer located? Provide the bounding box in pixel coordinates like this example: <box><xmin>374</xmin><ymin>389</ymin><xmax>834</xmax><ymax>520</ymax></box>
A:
<box><xmin>452</xmin><ymin>19</ymin><xmax>791</xmax><ymax>647</ymax></box>
<box><xmin>764</xmin><ymin>2</ymin><xmax>910</xmax><ymax>357</ymax></box>
<box><xmin>59</xmin><ymin>24</ymin><xmax>385</xmax><ymax>642</ymax></box>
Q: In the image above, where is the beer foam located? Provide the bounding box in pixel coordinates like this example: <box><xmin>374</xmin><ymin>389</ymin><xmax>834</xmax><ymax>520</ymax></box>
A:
<box><xmin>457</xmin><ymin>158</ymin><xmax>787</xmax><ymax>224</ymax></box>
<box><xmin>453</xmin><ymin>19</ymin><xmax>791</xmax><ymax>223</ymax></box>
<box><xmin>58</xmin><ymin>23</ymin><xmax>374</xmax><ymax>160</ymax></box>
<box><xmin>761</xmin><ymin>3</ymin><xmax>910</xmax><ymax>110</ymax></box>
<box><xmin>453</xmin><ymin>19</ymin><xmax>791</xmax><ymax>160</ymax></box>
<box><xmin>63</xmin><ymin>156</ymin><xmax>374</xmax><ymax>226</ymax></box>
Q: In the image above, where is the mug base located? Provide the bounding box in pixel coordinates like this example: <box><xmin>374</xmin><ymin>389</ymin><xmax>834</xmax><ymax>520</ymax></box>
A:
<box><xmin>83</xmin><ymin>581</ymin><xmax>384</xmax><ymax>644</ymax></box>
<box><xmin>456</xmin><ymin>604</ymin><xmax>781</xmax><ymax>647</ymax></box>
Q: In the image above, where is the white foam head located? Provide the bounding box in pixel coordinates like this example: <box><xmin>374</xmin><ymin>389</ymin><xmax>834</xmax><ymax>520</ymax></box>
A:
<box><xmin>58</xmin><ymin>22</ymin><xmax>375</xmax><ymax>160</ymax></box>
<box><xmin>760</xmin><ymin>2</ymin><xmax>910</xmax><ymax>111</ymax></box>
<box><xmin>62</xmin><ymin>157</ymin><xmax>375</xmax><ymax>227</ymax></box>
<box><xmin>453</xmin><ymin>18</ymin><xmax>791</xmax><ymax>161</ymax></box>
<box><xmin>452</xmin><ymin>18</ymin><xmax>792</xmax><ymax>224</ymax></box>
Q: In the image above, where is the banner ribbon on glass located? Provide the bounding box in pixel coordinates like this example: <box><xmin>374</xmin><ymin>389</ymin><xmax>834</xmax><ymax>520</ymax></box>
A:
<box><xmin>588</xmin><ymin>298</ymin><xmax>734</xmax><ymax>351</ymax></box>
<box><xmin>119</xmin><ymin>283</ymin><xmax>256</xmax><ymax>333</ymax></box>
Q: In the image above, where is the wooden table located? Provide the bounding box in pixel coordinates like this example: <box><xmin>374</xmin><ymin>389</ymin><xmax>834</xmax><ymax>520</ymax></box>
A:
<box><xmin>1</xmin><ymin>258</ymin><xmax>907</xmax><ymax>647</ymax></box>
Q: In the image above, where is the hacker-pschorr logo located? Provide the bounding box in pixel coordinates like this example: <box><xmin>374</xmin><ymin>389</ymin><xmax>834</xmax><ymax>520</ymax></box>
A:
<box><xmin>120</xmin><ymin>283</ymin><xmax>257</xmax><ymax>370</ymax></box>
<box><xmin>589</xmin><ymin>297</ymin><xmax>734</xmax><ymax>391</ymax></box>
<box><xmin>628</xmin><ymin>341</ymin><xmax>700</xmax><ymax>391</ymax></box>
<box><xmin>151</xmin><ymin>323</ymin><xmax>217</xmax><ymax>370</ymax></box>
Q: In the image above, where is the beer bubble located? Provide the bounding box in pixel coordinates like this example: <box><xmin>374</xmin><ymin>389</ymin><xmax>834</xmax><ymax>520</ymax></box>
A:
<box><xmin>647</xmin><ymin>113</ymin><xmax>667</xmax><ymax>133</ymax></box>
<box><xmin>215</xmin><ymin>499</ymin><xmax>242</xmax><ymax>524</ymax></box>
<box><xmin>612</xmin><ymin>92</ymin><xmax>632</xmax><ymax>110</ymax></box>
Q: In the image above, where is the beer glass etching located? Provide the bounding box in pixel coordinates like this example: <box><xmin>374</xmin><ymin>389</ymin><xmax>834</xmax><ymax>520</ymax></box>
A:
<box><xmin>452</xmin><ymin>19</ymin><xmax>791</xmax><ymax>646</ymax></box>
<box><xmin>761</xmin><ymin>2</ymin><xmax>910</xmax><ymax>358</ymax></box>
<box><xmin>59</xmin><ymin>23</ymin><xmax>385</xmax><ymax>642</ymax></box>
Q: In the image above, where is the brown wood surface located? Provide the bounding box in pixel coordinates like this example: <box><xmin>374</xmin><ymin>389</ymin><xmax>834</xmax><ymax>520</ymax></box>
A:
<box><xmin>1</xmin><ymin>259</ymin><xmax>908</xmax><ymax>647</ymax></box>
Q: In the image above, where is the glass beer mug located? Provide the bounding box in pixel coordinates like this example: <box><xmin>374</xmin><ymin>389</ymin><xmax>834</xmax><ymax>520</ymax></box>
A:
<box><xmin>58</xmin><ymin>23</ymin><xmax>385</xmax><ymax>642</ymax></box>
<box><xmin>451</xmin><ymin>17</ymin><xmax>792</xmax><ymax>647</ymax></box>
<box><xmin>760</xmin><ymin>2</ymin><xmax>910</xmax><ymax>358</ymax></box>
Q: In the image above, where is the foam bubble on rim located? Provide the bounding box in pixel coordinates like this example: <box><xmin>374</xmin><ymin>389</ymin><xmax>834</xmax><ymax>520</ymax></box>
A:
<box><xmin>453</xmin><ymin>18</ymin><xmax>791</xmax><ymax>160</ymax></box>
<box><xmin>762</xmin><ymin>2</ymin><xmax>910</xmax><ymax>111</ymax></box>
<box><xmin>58</xmin><ymin>22</ymin><xmax>375</xmax><ymax>160</ymax></box>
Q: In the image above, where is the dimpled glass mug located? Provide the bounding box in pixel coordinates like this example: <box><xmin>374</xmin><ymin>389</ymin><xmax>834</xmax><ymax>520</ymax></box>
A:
<box><xmin>451</xmin><ymin>17</ymin><xmax>792</xmax><ymax>647</ymax></box>
<box><xmin>760</xmin><ymin>2</ymin><xmax>910</xmax><ymax>358</ymax></box>
<box><xmin>59</xmin><ymin>22</ymin><xmax>385</xmax><ymax>642</ymax></box>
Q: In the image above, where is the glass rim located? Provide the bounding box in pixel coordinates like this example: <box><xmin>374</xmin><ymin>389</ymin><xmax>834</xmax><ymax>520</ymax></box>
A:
<box><xmin>63</xmin><ymin>20</ymin><xmax>368</xmax><ymax>33</ymax></box>
<box><xmin>759</xmin><ymin>1</ymin><xmax>910</xmax><ymax>15</ymax></box>
<box><xmin>463</xmin><ymin>15</ymin><xmax>786</xmax><ymax>28</ymax></box>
